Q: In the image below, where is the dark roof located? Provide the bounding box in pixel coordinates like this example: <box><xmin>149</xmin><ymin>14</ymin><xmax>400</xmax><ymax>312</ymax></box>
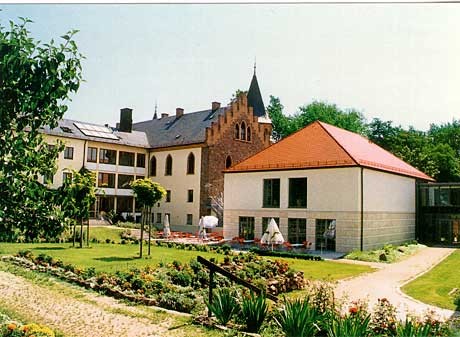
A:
<box><xmin>41</xmin><ymin>119</ymin><xmax>150</xmax><ymax>148</ymax></box>
<box><xmin>247</xmin><ymin>73</ymin><xmax>266</xmax><ymax>117</ymax></box>
<box><xmin>132</xmin><ymin>107</ymin><xmax>226</xmax><ymax>148</ymax></box>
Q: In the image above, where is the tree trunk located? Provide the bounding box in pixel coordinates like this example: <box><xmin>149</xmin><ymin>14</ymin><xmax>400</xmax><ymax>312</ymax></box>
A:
<box><xmin>79</xmin><ymin>217</ymin><xmax>83</xmax><ymax>248</ymax></box>
<box><xmin>148</xmin><ymin>206</ymin><xmax>151</xmax><ymax>256</ymax></box>
<box><xmin>72</xmin><ymin>221</ymin><xmax>76</xmax><ymax>247</ymax></box>
<box><xmin>139</xmin><ymin>207</ymin><xmax>144</xmax><ymax>258</ymax></box>
<box><xmin>86</xmin><ymin>218</ymin><xmax>90</xmax><ymax>246</ymax></box>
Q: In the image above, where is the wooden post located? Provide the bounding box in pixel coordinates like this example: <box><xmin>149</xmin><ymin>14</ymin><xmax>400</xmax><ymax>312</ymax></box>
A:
<box><xmin>139</xmin><ymin>207</ymin><xmax>144</xmax><ymax>258</ymax></box>
<box><xmin>208</xmin><ymin>270</ymin><xmax>214</xmax><ymax>318</ymax></box>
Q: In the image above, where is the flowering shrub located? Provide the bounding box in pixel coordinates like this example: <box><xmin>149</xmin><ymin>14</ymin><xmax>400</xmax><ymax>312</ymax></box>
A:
<box><xmin>0</xmin><ymin>322</ymin><xmax>55</xmax><ymax>337</ymax></box>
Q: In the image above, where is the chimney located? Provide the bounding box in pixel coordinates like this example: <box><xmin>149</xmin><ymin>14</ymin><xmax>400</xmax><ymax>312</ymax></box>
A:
<box><xmin>119</xmin><ymin>108</ymin><xmax>132</xmax><ymax>133</ymax></box>
<box><xmin>176</xmin><ymin>107</ymin><xmax>184</xmax><ymax>118</ymax></box>
<box><xmin>212</xmin><ymin>102</ymin><xmax>221</xmax><ymax>111</ymax></box>
<box><xmin>161</xmin><ymin>113</ymin><xmax>169</xmax><ymax>119</ymax></box>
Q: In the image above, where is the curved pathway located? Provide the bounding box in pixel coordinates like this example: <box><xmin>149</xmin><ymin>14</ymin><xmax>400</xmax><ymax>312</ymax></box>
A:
<box><xmin>334</xmin><ymin>247</ymin><xmax>457</xmax><ymax>320</ymax></box>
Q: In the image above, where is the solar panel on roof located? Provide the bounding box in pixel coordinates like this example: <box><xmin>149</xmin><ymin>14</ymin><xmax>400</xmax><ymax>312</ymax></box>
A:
<box><xmin>74</xmin><ymin>122</ymin><xmax>119</xmax><ymax>141</ymax></box>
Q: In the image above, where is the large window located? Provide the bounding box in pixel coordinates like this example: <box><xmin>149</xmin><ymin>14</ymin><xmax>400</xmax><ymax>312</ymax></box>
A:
<box><xmin>263</xmin><ymin>179</ymin><xmax>280</xmax><ymax>208</ymax></box>
<box><xmin>136</xmin><ymin>153</ymin><xmax>145</xmax><ymax>168</ymax></box>
<box><xmin>117</xmin><ymin>196</ymin><xmax>133</xmax><ymax>213</ymax></box>
<box><xmin>187</xmin><ymin>189</ymin><xmax>194</xmax><ymax>203</ymax></box>
<box><xmin>187</xmin><ymin>153</ymin><xmax>195</xmax><ymax>174</ymax></box>
<box><xmin>239</xmin><ymin>216</ymin><xmax>255</xmax><ymax>240</ymax></box>
<box><xmin>150</xmin><ymin>156</ymin><xmax>157</xmax><ymax>176</ymax></box>
<box><xmin>99</xmin><ymin>149</ymin><xmax>117</xmax><ymax>165</ymax></box>
<box><xmin>289</xmin><ymin>178</ymin><xmax>307</xmax><ymax>208</ymax></box>
<box><xmin>119</xmin><ymin>151</ymin><xmax>135</xmax><ymax>167</ymax></box>
<box><xmin>98</xmin><ymin>172</ymin><xmax>115</xmax><ymax>188</ymax></box>
<box><xmin>288</xmin><ymin>218</ymin><xmax>307</xmax><ymax>244</ymax></box>
<box><xmin>316</xmin><ymin>219</ymin><xmax>336</xmax><ymax>251</ymax></box>
<box><xmin>118</xmin><ymin>174</ymin><xmax>134</xmax><ymax>189</ymax></box>
<box><xmin>64</xmin><ymin>146</ymin><xmax>74</xmax><ymax>159</ymax></box>
<box><xmin>87</xmin><ymin>147</ymin><xmax>97</xmax><ymax>162</ymax></box>
<box><xmin>262</xmin><ymin>217</ymin><xmax>280</xmax><ymax>234</ymax></box>
<box><xmin>165</xmin><ymin>154</ymin><xmax>173</xmax><ymax>176</ymax></box>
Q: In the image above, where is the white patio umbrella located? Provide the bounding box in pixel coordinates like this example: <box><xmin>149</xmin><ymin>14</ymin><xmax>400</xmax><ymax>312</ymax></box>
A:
<box><xmin>202</xmin><ymin>215</ymin><xmax>219</xmax><ymax>228</ymax></box>
<box><xmin>163</xmin><ymin>214</ymin><xmax>171</xmax><ymax>238</ymax></box>
<box><xmin>260</xmin><ymin>218</ymin><xmax>284</xmax><ymax>250</ymax></box>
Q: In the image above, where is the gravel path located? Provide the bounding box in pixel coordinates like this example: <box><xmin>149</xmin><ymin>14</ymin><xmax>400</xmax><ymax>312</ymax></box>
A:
<box><xmin>335</xmin><ymin>247</ymin><xmax>457</xmax><ymax>320</ymax></box>
<box><xmin>0</xmin><ymin>269</ymin><xmax>189</xmax><ymax>337</ymax></box>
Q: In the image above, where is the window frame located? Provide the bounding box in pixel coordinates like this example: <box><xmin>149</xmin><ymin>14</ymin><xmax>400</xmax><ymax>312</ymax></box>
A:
<box><xmin>165</xmin><ymin>154</ymin><xmax>173</xmax><ymax>176</ymax></box>
<box><xmin>166</xmin><ymin>190</ymin><xmax>171</xmax><ymax>202</ymax></box>
<box><xmin>150</xmin><ymin>156</ymin><xmax>157</xmax><ymax>176</ymax></box>
<box><xmin>136</xmin><ymin>153</ymin><xmax>146</xmax><ymax>168</ymax></box>
<box><xmin>117</xmin><ymin>174</ymin><xmax>134</xmax><ymax>189</ymax></box>
<box><xmin>288</xmin><ymin>218</ymin><xmax>307</xmax><ymax>244</ymax></box>
<box><xmin>187</xmin><ymin>153</ymin><xmax>195</xmax><ymax>175</ymax></box>
<box><xmin>64</xmin><ymin>146</ymin><xmax>74</xmax><ymax>160</ymax></box>
<box><xmin>238</xmin><ymin>216</ymin><xmax>255</xmax><ymax>240</ymax></box>
<box><xmin>288</xmin><ymin>177</ymin><xmax>308</xmax><ymax>208</ymax></box>
<box><xmin>186</xmin><ymin>214</ymin><xmax>193</xmax><ymax>225</ymax></box>
<box><xmin>119</xmin><ymin>151</ymin><xmax>135</xmax><ymax>167</ymax></box>
<box><xmin>187</xmin><ymin>189</ymin><xmax>194</xmax><ymax>203</ymax></box>
<box><xmin>99</xmin><ymin>149</ymin><xmax>117</xmax><ymax>165</ymax></box>
<box><xmin>87</xmin><ymin>147</ymin><xmax>98</xmax><ymax>163</ymax></box>
<box><xmin>98</xmin><ymin>172</ymin><xmax>116</xmax><ymax>188</ymax></box>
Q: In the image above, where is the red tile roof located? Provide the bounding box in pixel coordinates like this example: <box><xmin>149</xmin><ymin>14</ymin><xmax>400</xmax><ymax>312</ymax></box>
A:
<box><xmin>226</xmin><ymin>121</ymin><xmax>434</xmax><ymax>181</ymax></box>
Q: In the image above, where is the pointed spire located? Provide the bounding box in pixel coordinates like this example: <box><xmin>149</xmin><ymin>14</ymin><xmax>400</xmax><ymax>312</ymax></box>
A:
<box><xmin>153</xmin><ymin>100</ymin><xmax>158</xmax><ymax>120</ymax></box>
<box><xmin>247</xmin><ymin>64</ymin><xmax>265</xmax><ymax>117</ymax></box>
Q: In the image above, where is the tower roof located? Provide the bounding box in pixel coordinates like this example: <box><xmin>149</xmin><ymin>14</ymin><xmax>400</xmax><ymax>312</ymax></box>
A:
<box><xmin>247</xmin><ymin>71</ymin><xmax>266</xmax><ymax>117</ymax></box>
<box><xmin>226</xmin><ymin>121</ymin><xmax>434</xmax><ymax>181</ymax></box>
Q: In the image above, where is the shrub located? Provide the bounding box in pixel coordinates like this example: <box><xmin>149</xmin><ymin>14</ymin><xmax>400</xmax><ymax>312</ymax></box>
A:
<box><xmin>205</xmin><ymin>288</ymin><xmax>239</xmax><ymax>326</ymax></box>
<box><xmin>327</xmin><ymin>314</ymin><xmax>371</xmax><ymax>337</ymax></box>
<box><xmin>241</xmin><ymin>292</ymin><xmax>268</xmax><ymax>333</ymax></box>
<box><xmin>275</xmin><ymin>298</ymin><xmax>320</xmax><ymax>337</ymax></box>
<box><xmin>169</xmin><ymin>270</ymin><xmax>192</xmax><ymax>287</ymax></box>
<box><xmin>371</xmin><ymin>298</ymin><xmax>397</xmax><ymax>335</ymax></box>
<box><xmin>156</xmin><ymin>291</ymin><xmax>196</xmax><ymax>313</ymax></box>
<box><xmin>396</xmin><ymin>319</ymin><xmax>431</xmax><ymax>337</ymax></box>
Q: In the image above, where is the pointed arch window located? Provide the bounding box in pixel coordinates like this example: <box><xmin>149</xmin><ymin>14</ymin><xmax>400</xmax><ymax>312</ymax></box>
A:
<box><xmin>225</xmin><ymin>156</ymin><xmax>232</xmax><ymax>169</ymax></box>
<box><xmin>240</xmin><ymin>122</ymin><xmax>246</xmax><ymax>141</ymax></box>
<box><xmin>187</xmin><ymin>152</ymin><xmax>195</xmax><ymax>175</ymax></box>
<box><xmin>235</xmin><ymin>123</ymin><xmax>240</xmax><ymax>139</ymax></box>
<box><xmin>165</xmin><ymin>154</ymin><xmax>173</xmax><ymax>176</ymax></box>
<box><xmin>247</xmin><ymin>127</ymin><xmax>251</xmax><ymax>141</ymax></box>
<box><xmin>150</xmin><ymin>156</ymin><xmax>157</xmax><ymax>176</ymax></box>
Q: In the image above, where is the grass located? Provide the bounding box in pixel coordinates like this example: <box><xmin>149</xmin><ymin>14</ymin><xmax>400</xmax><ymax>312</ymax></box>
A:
<box><xmin>0</xmin><ymin>242</ymin><xmax>374</xmax><ymax>279</ymax></box>
<box><xmin>402</xmin><ymin>249</ymin><xmax>460</xmax><ymax>311</ymax></box>
<box><xmin>345</xmin><ymin>243</ymin><xmax>425</xmax><ymax>263</ymax></box>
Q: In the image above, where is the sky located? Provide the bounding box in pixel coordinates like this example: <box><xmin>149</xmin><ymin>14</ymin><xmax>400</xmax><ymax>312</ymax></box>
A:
<box><xmin>0</xmin><ymin>3</ymin><xmax>459</xmax><ymax>131</ymax></box>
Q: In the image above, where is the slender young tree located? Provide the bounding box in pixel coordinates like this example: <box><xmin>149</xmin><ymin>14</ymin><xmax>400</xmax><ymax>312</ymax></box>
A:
<box><xmin>130</xmin><ymin>179</ymin><xmax>166</xmax><ymax>258</ymax></box>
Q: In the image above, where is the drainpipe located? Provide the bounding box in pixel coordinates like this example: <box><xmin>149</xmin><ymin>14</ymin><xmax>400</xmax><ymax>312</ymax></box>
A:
<box><xmin>360</xmin><ymin>167</ymin><xmax>364</xmax><ymax>251</ymax></box>
<box><xmin>82</xmin><ymin>140</ymin><xmax>87</xmax><ymax>170</ymax></box>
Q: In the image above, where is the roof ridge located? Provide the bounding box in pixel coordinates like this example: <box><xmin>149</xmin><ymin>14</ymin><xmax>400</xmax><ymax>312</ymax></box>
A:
<box><xmin>316</xmin><ymin>121</ymin><xmax>359</xmax><ymax>166</ymax></box>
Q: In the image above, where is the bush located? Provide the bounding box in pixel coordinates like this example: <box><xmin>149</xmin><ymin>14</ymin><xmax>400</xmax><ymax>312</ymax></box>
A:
<box><xmin>275</xmin><ymin>298</ymin><xmax>320</xmax><ymax>337</ymax></box>
<box><xmin>251</xmin><ymin>248</ymin><xmax>323</xmax><ymax>261</ymax></box>
<box><xmin>156</xmin><ymin>291</ymin><xmax>196</xmax><ymax>313</ymax></box>
<box><xmin>205</xmin><ymin>288</ymin><xmax>239</xmax><ymax>326</ymax></box>
<box><xmin>396</xmin><ymin>319</ymin><xmax>432</xmax><ymax>337</ymax></box>
<box><xmin>327</xmin><ymin>314</ymin><xmax>371</xmax><ymax>337</ymax></box>
<box><xmin>241</xmin><ymin>292</ymin><xmax>268</xmax><ymax>333</ymax></box>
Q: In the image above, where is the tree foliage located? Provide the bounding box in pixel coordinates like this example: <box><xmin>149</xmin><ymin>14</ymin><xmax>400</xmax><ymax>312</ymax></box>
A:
<box><xmin>130</xmin><ymin>178</ymin><xmax>166</xmax><ymax>208</ymax></box>
<box><xmin>268</xmin><ymin>96</ymin><xmax>460</xmax><ymax>182</ymax></box>
<box><xmin>0</xmin><ymin>18</ymin><xmax>83</xmax><ymax>241</ymax></box>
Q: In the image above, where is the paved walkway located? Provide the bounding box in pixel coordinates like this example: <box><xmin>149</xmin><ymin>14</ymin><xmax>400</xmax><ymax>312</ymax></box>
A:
<box><xmin>334</xmin><ymin>247</ymin><xmax>457</xmax><ymax>321</ymax></box>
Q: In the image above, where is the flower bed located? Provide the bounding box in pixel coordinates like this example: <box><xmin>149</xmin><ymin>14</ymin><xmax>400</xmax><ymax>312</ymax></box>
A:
<box><xmin>0</xmin><ymin>313</ymin><xmax>55</xmax><ymax>337</ymax></box>
<box><xmin>249</xmin><ymin>247</ymin><xmax>323</xmax><ymax>261</ymax></box>
<box><xmin>3</xmin><ymin>249</ymin><xmax>306</xmax><ymax>314</ymax></box>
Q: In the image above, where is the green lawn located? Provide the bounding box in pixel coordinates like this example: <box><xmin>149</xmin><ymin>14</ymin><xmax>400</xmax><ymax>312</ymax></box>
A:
<box><xmin>0</xmin><ymin>242</ymin><xmax>373</xmax><ymax>280</ymax></box>
<box><xmin>402</xmin><ymin>249</ymin><xmax>460</xmax><ymax>310</ymax></box>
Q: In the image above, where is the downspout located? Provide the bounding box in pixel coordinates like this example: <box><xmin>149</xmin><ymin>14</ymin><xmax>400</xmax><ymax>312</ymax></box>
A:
<box><xmin>360</xmin><ymin>167</ymin><xmax>364</xmax><ymax>251</ymax></box>
<box><xmin>82</xmin><ymin>140</ymin><xmax>87</xmax><ymax>170</ymax></box>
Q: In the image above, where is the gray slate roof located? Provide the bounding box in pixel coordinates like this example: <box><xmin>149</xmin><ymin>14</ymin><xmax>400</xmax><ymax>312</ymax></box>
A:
<box><xmin>42</xmin><ymin>119</ymin><xmax>150</xmax><ymax>148</ymax></box>
<box><xmin>132</xmin><ymin>108</ymin><xmax>226</xmax><ymax>148</ymax></box>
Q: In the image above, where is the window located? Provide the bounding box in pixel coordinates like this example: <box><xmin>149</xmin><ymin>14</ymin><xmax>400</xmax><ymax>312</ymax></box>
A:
<box><xmin>235</xmin><ymin>123</ymin><xmax>240</xmax><ymax>139</ymax></box>
<box><xmin>166</xmin><ymin>190</ymin><xmax>171</xmax><ymax>202</ymax></box>
<box><xmin>262</xmin><ymin>217</ymin><xmax>280</xmax><ymax>234</ymax></box>
<box><xmin>225</xmin><ymin>156</ymin><xmax>232</xmax><ymax>169</ymax></box>
<box><xmin>187</xmin><ymin>189</ymin><xmax>194</xmax><ymax>203</ymax></box>
<box><xmin>187</xmin><ymin>153</ymin><xmax>195</xmax><ymax>174</ymax></box>
<box><xmin>98</xmin><ymin>172</ymin><xmax>115</xmax><ymax>188</ymax></box>
<box><xmin>187</xmin><ymin>214</ymin><xmax>193</xmax><ymax>225</ymax></box>
<box><xmin>289</xmin><ymin>178</ymin><xmax>307</xmax><ymax>208</ymax></box>
<box><xmin>150</xmin><ymin>156</ymin><xmax>157</xmax><ymax>176</ymax></box>
<box><xmin>288</xmin><ymin>218</ymin><xmax>307</xmax><ymax>244</ymax></box>
<box><xmin>117</xmin><ymin>196</ymin><xmax>133</xmax><ymax>213</ymax></box>
<box><xmin>119</xmin><ymin>151</ymin><xmax>135</xmax><ymax>167</ymax></box>
<box><xmin>64</xmin><ymin>146</ymin><xmax>74</xmax><ymax>159</ymax></box>
<box><xmin>247</xmin><ymin>127</ymin><xmax>251</xmax><ymax>141</ymax></box>
<box><xmin>239</xmin><ymin>217</ymin><xmax>255</xmax><ymax>240</ymax></box>
<box><xmin>316</xmin><ymin>219</ymin><xmax>336</xmax><ymax>251</ymax></box>
<box><xmin>165</xmin><ymin>154</ymin><xmax>173</xmax><ymax>176</ymax></box>
<box><xmin>263</xmin><ymin>179</ymin><xmax>280</xmax><ymax>208</ymax></box>
<box><xmin>63</xmin><ymin>172</ymin><xmax>73</xmax><ymax>185</ymax></box>
<box><xmin>43</xmin><ymin>173</ymin><xmax>54</xmax><ymax>184</ymax></box>
<box><xmin>136</xmin><ymin>153</ymin><xmax>145</xmax><ymax>167</ymax></box>
<box><xmin>156</xmin><ymin>213</ymin><xmax>162</xmax><ymax>224</ymax></box>
<box><xmin>87</xmin><ymin>147</ymin><xmax>97</xmax><ymax>162</ymax></box>
<box><xmin>118</xmin><ymin>174</ymin><xmax>134</xmax><ymax>189</ymax></box>
<box><xmin>99</xmin><ymin>149</ymin><xmax>117</xmax><ymax>164</ymax></box>
<box><xmin>240</xmin><ymin>122</ymin><xmax>246</xmax><ymax>140</ymax></box>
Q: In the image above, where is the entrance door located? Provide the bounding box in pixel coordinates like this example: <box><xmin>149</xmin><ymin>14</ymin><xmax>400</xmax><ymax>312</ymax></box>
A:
<box><xmin>316</xmin><ymin>219</ymin><xmax>336</xmax><ymax>251</ymax></box>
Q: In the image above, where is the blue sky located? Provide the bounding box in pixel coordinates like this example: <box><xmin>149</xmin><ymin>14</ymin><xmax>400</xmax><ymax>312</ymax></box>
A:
<box><xmin>1</xmin><ymin>4</ymin><xmax>459</xmax><ymax>130</ymax></box>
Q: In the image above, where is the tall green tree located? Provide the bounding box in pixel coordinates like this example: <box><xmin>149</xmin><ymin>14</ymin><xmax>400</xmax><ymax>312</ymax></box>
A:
<box><xmin>0</xmin><ymin>18</ymin><xmax>83</xmax><ymax>241</ymax></box>
<box><xmin>131</xmin><ymin>179</ymin><xmax>166</xmax><ymax>257</ymax></box>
